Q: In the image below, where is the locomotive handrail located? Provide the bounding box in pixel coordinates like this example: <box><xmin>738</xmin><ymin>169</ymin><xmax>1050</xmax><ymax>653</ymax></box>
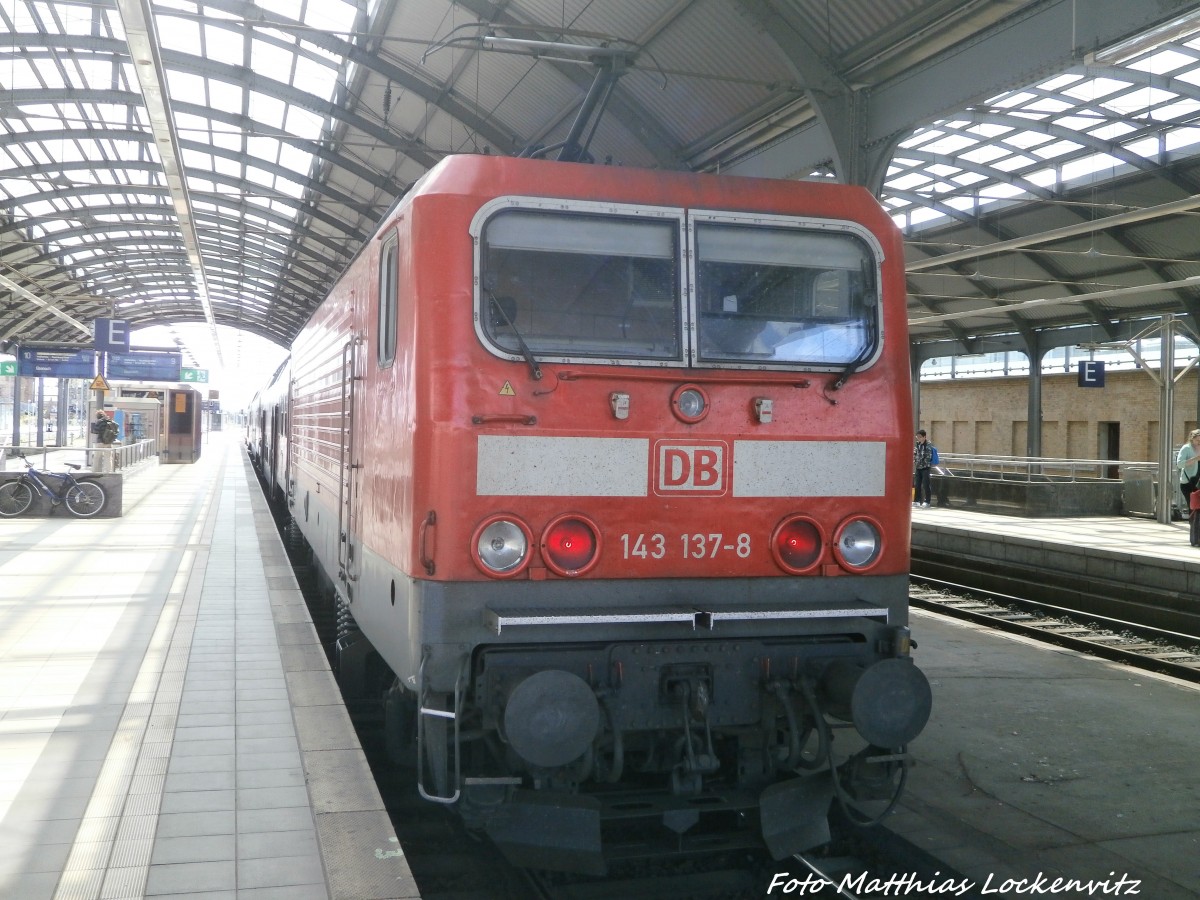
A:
<box><xmin>415</xmin><ymin>653</ymin><xmax>463</xmax><ymax>805</ymax></box>
<box><xmin>554</xmin><ymin>368</ymin><xmax>820</xmax><ymax>387</ymax></box>
<box><xmin>336</xmin><ymin>335</ymin><xmax>364</xmax><ymax>584</ymax></box>
<box><xmin>470</xmin><ymin>413</ymin><xmax>537</xmax><ymax>426</ymax></box>
<box><xmin>418</xmin><ymin>510</ymin><xmax>436</xmax><ymax>575</ymax></box>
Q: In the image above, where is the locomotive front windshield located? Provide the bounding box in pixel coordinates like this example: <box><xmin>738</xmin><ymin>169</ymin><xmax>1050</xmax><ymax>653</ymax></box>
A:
<box><xmin>476</xmin><ymin>202</ymin><xmax>881</xmax><ymax>369</ymax></box>
<box><xmin>694</xmin><ymin>222</ymin><xmax>875</xmax><ymax>366</ymax></box>
<box><xmin>480</xmin><ymin>210</ymin><xmax>682</xmax><ymax>360</ymax></box>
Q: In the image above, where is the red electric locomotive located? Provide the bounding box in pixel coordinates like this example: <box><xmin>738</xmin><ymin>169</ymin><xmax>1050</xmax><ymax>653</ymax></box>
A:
<box><xmin>253</xmin><ymin>154</ymin><xmax>930</xmax><ymax>873</ymax></box>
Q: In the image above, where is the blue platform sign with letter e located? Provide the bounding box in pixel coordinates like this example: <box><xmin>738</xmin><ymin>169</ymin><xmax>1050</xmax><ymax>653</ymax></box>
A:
<box><xmin>18</xmin><ymin>347</ymin><xmax>96</xmax><ymax>378</ymax></box>
<box><xmin>107</xmin><ymin>350</ymin><xmax>182</xmax><ymax>382</ymax></box>
<box><xmin>1078</xmin><ymin>360</ymin><xmax>1105</xmax><ymax>387</ymax></box>
<box><xmin>93</xmin><ymin>318</ymin><xmax>131</xmax><ymax>353</ymax></box>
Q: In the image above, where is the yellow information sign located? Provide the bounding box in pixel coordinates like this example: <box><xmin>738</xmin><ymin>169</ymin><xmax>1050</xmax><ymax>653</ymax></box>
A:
<box><xmin>89</xmin><ymin>374</ymin><xmax>110</xmax><ymax>391</ymax></box>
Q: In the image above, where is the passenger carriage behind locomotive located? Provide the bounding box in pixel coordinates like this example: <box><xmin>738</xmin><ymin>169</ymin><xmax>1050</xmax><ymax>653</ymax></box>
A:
<box><xmin>278</xmin><ymin>154</ymin><xmax>930</xmax><ymax>874</ymax></box>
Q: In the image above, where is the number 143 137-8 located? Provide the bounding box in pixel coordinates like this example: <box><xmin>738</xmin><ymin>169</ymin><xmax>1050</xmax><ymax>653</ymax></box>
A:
<box><xmin>620</xmin><ymin>532</ymin><xmax>752</xmax><ymax>560</ymax></box>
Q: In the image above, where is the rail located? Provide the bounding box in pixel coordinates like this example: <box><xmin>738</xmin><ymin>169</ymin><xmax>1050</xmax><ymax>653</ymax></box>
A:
<box><xmin>939</xmin><ymin>453</ymin><xmax>1146</xmax><ymax>482</ymax></box>
<box><xmin>1</xmin><ymin>439</ymin><xmax>160</xmax><ymax>477</ymax></box>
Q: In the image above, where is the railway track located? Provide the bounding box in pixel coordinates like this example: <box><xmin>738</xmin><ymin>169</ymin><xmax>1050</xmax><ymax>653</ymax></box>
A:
<box><xmin>910</xmin><ymin>547</ymin><xmax>1200</xmax><ymax>638</ymax></box>
<box><xmin>910</xmin><ymin>576</ymin><xmax>1200</xmax><ymax>682</ymax></box>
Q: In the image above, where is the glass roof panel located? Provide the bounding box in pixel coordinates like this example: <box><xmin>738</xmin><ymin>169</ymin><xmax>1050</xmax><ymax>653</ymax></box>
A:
<box><xmin>252</xmin><ymin>38</ymin><xmax>294</xmax><ymax>78</ymax></box>
<box><xmin>248</xmin><ymin>91</ymin><xmax>287</xmax><ymax>131</ymax></box>
<box><xmin>887</xmin><ymin>30</ymin><xmax>1200</xmax><ymax>232</ymax></box>
<box><xmin>1164</xmin><ymin>127</ymin><xmax>1200</xmax><ymax>150</ymax></box>
<box><xmin>1024</xmin><ymin>168</ymin><xmax>1058</xmax><ymax>187</ymax></box>
<box><xmin>1127</xmin><ymin>48</ymin><xmax>1197</xmax><ymax>74</ymax></box>
<box><xmin>1087</xmin><ymin>122</ymin><xmax>1137</xmax><ymax>141</ymax></box>
<box><xmin>208</xmin><ymin>79</ymin><xmax>244</xmax><ymax>112</ymax></box>
<box><xmin>1123</xmin><ymin>136</ymin><xmax>1161</xmax><ymax>157</ymax></box>
<box><xmin>1060</xmin><ymin>77</ymin><xmax>1132</xmax><ymax>100</ymax></box>
<box><xmin>1060</xmin><ymin>153</ymin><xmax>1123</xmax><ymax>180</ymax></box>
<box><xmin>920</xmin><ymin>133</ymin><xmax>976</xmax><ymax>154</ymax></box>
<box><xmin>989</xmin><ymin>154</ymin><xmax>1036</xmax><ymax>173</ymax></box>
<box><xmin>158</xmin><ymin>13</ymin><xmax>201</xmax><ymax>52</ymax></box>
<box><xmin>1037</xmin><ymin>73</ymin><xmax>1084</xmax><ymax>91</ymax></box>
<box><xmin>1153</xmin><ymin>99</ymin><xmax>1200</xmax><ymax>121</ymax></box>
<box><xmin>1030</xmin><ymin>139</ymin><xmax>1083</xmax><ymax>158</ymax></box>
<box><xmin>958</xmin><ymin>144</ymin><xmax>1008</xmax><ymax>165</ymax></box>
<box><xmin>285</xmin><ymin>105</ymin><xmax>325</xmax><ymax>141</ymax></box>
<box><xmin>167</xmin><ymin>69</ymin><xmax>208</xmax><ymax>101</ymax></box>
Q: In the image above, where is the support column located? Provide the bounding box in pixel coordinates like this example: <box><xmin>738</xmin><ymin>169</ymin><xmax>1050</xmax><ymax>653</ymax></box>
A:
<box><xmin>11</xmin><ymin>374</ymin><xmax>22</xmax><ymax>447</ymax></box>
<box><xmin>35</xmin><ymin>377</ymin><xmax>45</xmax><ymax>449</ymax></box>
<box><xmin>1023</xmin><ymin>331</ymin><xmax>1043</xmax><ymax>457</ymax></box>
<box><xmin>910</xmin><ymin>347</ymin><xmax>923</xmax><ymax>429</ymax></box>
<box><xmin>1158</xmin><ymin>315</ymin><xmax>1177</xmax><ymax>525</ymax></box>
<box><xmin>56</xmin><ymin>379</ymin><xmax>69</xmax><ymax>447</ymax></box>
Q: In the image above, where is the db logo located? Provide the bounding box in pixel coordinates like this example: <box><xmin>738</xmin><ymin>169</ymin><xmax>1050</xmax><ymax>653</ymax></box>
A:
<box><xmin>654</xmin><ymin>441</ymin><xmax>727</xmax><ymax>495</ymax></box>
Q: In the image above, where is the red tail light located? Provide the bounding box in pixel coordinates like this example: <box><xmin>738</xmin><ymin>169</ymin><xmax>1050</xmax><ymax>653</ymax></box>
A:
<box><xmin>772</xmin><ymin>516</ymin><xmax>823</xmax><ymax>573</ymax></box>
<box><xmin>541</xmin><ymin>515</ymin><xmax>600</xmax><ymax>576</ymax></box>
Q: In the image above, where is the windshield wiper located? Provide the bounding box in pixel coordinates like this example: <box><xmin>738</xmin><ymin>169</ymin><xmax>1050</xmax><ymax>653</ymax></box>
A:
<box><xmin>828</xmin><ymin>260</ymin><xmax>878</xmax><ymax>394</ymax></box>
<box><xmin>487</xmin><ymin>290</ymin><xmax>543</xmax><ymax>381</ymax></box>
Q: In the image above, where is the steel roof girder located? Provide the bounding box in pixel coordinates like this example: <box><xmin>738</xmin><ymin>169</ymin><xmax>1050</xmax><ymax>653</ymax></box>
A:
<box><xmin>868</xmin><ymin>1</ymin><xmax>1192</xmax><ymax>146</ymax></box>
<box><xmin>451</xmin><ymin>0</ymin><xmax>688</xmax><ymax>169</ymax></box>
<box><xmin>731</xmin><ymin>0</ymin><xmax>856</xmax><ymax>180</ymax></box>
<box><xmin>190</xmin><ymin>0</ymin><xmax>518</xmax><ymax>158</ymax></box>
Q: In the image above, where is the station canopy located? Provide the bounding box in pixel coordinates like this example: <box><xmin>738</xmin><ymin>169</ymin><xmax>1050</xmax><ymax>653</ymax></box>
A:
<box><xmin>4</xmin><ymin>1</ymin><xmax>1200</xmax><ymax>364</ymax></box>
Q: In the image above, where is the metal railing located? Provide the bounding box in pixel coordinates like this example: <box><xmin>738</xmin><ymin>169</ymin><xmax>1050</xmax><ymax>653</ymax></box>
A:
<box><xmin>85</xmin><ymin>439</ymin><xmax>160</xmax><ymax>474</ymax></box>
<box><xmin>1</xmin><ymin>439</ymin><xmax>160</xmax><ymax>476</ymax></box>
<box><xmin>938</xmin><ymin>453</ymin><xmax>1146</xmax><ymax>482</ymax></box>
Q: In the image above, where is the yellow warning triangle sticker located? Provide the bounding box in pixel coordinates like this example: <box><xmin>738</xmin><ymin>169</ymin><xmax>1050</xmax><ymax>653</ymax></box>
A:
<box><xmin>89</xmin><ymin>374</ymin><xmax>111</xmax><ymax>391</ymax></box>
<box><xmin>499</xmin><ymin>381</ymin><xmax>516</xmax><ymax>396</ymax></box>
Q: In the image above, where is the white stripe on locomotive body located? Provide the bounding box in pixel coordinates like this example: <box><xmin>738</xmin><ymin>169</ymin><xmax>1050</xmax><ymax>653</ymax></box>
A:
<box><xmin>475</xmin><ymin>435</ymin><xmax>887</xmax><ymax>497</ymax></box>
<box><xmin>732</xmin><ymin>440</ymin><xmax>886</xmax><ymax>497</ymax></box>
<box><xmin>477</xmin><ymin>435</ymin><xmax>651</xmax><ymax>496</ymax></box>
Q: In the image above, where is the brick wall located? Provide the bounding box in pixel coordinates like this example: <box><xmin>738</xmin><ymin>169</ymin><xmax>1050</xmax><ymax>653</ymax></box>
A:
<box><xmin>917</xmin><ymin>369</ymin><xmax>1200</xmax><ymax>461</ymax></box>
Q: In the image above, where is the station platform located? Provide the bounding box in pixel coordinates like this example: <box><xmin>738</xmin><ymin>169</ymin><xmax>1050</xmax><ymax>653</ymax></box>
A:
<box><xmin>883</xmin><ymin>608</ymin><xmax>1200</xmax><ymax>898</ymax></box>
<box><xmin>911</xmin><ymin>504</ymin><xmax>1200</xmax><ymax>601</ymax></box>
<box><xmin>0</xmin><ymin>433</ymin><xmax>418</xmax><ymax>900</ymax></box>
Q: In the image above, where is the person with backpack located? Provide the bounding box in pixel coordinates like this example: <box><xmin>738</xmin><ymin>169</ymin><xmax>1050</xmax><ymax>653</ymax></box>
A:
<box><xmin>92</xmin><ymin>410</ymin><xmax>121</xmax><ymax>472</ymax></box>
<box><xmin>1177</xmin><ymin>428</ymin><xmax>1200</xmax><ymax>545</ymax></box>
<box><xmin>913</xmin><ymin>428</ymin><xmax>936</xmax><ymax>508</ymax></box>
<box><xmin>92</xmin><ymin>411</ymin><xmax>119</xmax><ymax>446</ymax></box>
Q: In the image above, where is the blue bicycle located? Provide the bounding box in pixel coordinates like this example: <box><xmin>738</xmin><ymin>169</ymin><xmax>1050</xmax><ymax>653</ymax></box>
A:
<box><xmin>0</xmin><ymin>452</ymin><xmax>107</xmax><ymax>518</ymax></box>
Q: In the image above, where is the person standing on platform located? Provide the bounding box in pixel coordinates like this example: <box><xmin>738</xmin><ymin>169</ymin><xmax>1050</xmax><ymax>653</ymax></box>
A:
<box><xmin>1178</xmin><ymin>428</ymin><xmax>1200</xmax><ymax>545</ymax></box>
<box><xmin>92</xmin><ymin>410</ymin><xmax>119</xmax><ymax>473</ymax></box>
<box><xmin>913</xmin><ymin>428</ymin><xmax>934</xmax><ymax>508</ymax></box>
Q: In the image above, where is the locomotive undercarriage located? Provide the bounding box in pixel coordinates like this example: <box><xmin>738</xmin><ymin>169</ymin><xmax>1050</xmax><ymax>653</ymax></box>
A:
<box><xmin>274</xmin><ymin>501</ymin><xmax>931</xmax><ymax>875</ymax></box>
<box><xmin>399</xmin><ymin>632</ymin><xmax>929</xmax><ymax>875</ymax></box>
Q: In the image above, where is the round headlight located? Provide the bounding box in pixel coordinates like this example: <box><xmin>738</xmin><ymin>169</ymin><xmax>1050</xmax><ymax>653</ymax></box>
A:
<box><xmin>771</xmin><ymin>516</ymin><xmax>824</xmax><ymax>573</ymax></box>
<box><xmin>834</xmin><ymin>518</ymin><xmax>882</xmax><ymax>570</ymax></box>
<box><xmin>671</xmin><ymin>384</ymin><xmax>709</xmax><ymax>423</ymax></box>
<box><xmin>541</xmin><ymin>514</ymin><xmax>600</xmax><ymax>577</ymax></box>
<box><xmin>472</xmin><ymin>516</ymin><xmax>532</xmax><ymax>577</ymax></box>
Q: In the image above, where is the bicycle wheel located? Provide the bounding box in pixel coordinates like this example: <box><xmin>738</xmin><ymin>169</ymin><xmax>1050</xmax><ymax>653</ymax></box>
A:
<box><xmin>0</xmin><ymin>480</ymin><xmax>35</xmax><ymax>517</ymax></box>
<box><xmin>64</xmin><ymin>480</ymin><xmax>107</xmax><ymax>518</ymax></box>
